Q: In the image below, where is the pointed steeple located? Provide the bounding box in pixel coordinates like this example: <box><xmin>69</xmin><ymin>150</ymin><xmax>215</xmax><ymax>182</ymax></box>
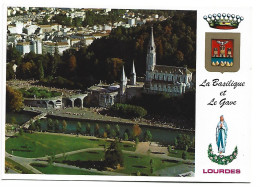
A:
<box><xmin>148</xmin><ymin>27</ymin><xmax>156</xmax><ymax>51</ymax></box>
<box><xmin>130</xmin><ymin>61</ymin><xmax>136</xmax><ymax>85</ymax></box>
<box><xmin>120</xmin><ymin>65</ymin><xmax>127</xmax><ymax>95</ymax></box>
<box><xmin>131</xmin><ymin>60</ymin><xmax>136</xmax><ymax>74</ymax></box>
<box><xmin>146</xmin><ymin>26</ymin><xmax>156</xmax><ymax>73</ymax></box>
<box><xmin>121</xmin><ymin>65</ymin><xmax>126</xmax><ymax>82</ymax></box>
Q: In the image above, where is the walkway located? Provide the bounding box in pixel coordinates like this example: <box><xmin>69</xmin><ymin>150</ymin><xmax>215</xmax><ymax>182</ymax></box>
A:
<box><xmin>5</xmin><ymin>132</ymin><xmax>193</xmax><ymax>175</ymax></box>
<box><xmin>21</xmin><ymin>112</ymin><xmax>47</xmax><ymax>129</ymax></box>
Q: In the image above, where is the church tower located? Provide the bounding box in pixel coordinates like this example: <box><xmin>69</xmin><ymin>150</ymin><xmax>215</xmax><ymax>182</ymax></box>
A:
<box><xmin>130</xmin><ymin>60</ymin><xmax>136</xmax><ymax>85</ymax></box>
<box><xmin>146</xmin><ymin>27</ymin><xmax>156</xmax><ymax>81</ymax></box>
<box><xmin>120</xmin><ymin>65</ymin><xmax>127</xmax><ymax>96</ymax></box>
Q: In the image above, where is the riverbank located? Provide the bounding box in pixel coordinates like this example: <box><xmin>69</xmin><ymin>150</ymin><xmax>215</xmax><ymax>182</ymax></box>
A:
<box><xmin>23</xmin><ymin>107</ymin><xmax>195</xmax><ymax>132</ymax></box>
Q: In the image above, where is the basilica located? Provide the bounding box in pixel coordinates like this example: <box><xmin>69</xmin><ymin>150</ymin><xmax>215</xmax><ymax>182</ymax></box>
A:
<box><xmin>89</xmin><ymin>27</ymin><xmax>194</xmax><ymax>107</ymax></box>
<box><xmin>143</xmin><ymin>27</ymin><xmax>193</xmax><ymax>96</ymax></box>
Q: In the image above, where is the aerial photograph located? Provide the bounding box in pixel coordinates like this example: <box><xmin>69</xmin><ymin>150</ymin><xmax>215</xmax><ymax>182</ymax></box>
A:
<box><xmin>5</xmin><ymin>7</ymin><xmax>196</xmax><ymax>176</ymax></box>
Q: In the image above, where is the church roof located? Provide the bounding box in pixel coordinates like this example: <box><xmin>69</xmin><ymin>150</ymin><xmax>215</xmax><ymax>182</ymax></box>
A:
<box><xmin>154</xmin><ymin>65</ymin><xmax>192</xmax><ymax>75</ymax></box>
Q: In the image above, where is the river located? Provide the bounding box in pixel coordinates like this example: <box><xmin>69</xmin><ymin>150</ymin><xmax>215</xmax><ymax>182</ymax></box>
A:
<box><xmin>6</xmin><ymin>112</ymin><xmax>194</xmax><ymax>146</ymax></box>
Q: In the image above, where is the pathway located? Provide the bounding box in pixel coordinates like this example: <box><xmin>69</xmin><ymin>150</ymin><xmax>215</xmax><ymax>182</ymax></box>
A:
<box><xmin>21</xmin><ymin>112</ymin><xmax>47</xmax><ymax>129</ymax></box>
<box><xmin>5</xmin><ymin>133</ymin><xmax>193</xmax><ymax>175</ymax></box>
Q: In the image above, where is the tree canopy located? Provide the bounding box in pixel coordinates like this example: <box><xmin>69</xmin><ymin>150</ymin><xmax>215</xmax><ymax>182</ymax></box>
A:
<box><xmin>6</xmin><ymin>86</ymin><xmax>24</xmax><ymax>112</ymax></box>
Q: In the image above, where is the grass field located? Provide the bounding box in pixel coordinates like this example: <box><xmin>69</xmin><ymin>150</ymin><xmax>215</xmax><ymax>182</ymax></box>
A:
<box><xmin>54</xmin><ymin>150</ymin><xmax>182</xmax><ymax>176</ymax></box>
<box><xmin>6</xmin><ymin>132</ymin><xmax>135</xmax><ymax>158</ymax></box>
<box><xmin>168</xmin><ymin>150</ymin><xmax>195</xmax><ymax>160</ymax></box>
<box><xmin>30</xmin><ymin>163</ymin><xmax>103</xmax><ymax>175</ymax></box>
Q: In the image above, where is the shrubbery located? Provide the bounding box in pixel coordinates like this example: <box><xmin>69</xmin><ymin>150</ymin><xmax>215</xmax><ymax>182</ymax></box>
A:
<box><xmin>19</xmin><ymin>87</ymin><xmax>61</xmax><ymax>99</ymax></box>
<box><xmin>110</xmin><ymin>103</ymin><xmax>147</xmax><ymax>118</ymax></box>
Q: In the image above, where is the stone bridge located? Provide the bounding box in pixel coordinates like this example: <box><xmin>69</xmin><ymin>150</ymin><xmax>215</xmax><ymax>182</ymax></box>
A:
<box><xmin>24</xmin><ymin>93</ymin><xmax>89</xmax><ymax>109</ymax></box>
<box><xmin>63</xmin><ymin>93</ymin><xmax>89</xmax><ymax>109</ymax></box>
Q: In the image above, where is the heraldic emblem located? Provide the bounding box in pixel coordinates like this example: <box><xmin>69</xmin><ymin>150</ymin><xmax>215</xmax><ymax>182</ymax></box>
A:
<box><xmin>208</xmin><ymin>115</ymin><xmax>238</xmax><ymax>165</ymax></box>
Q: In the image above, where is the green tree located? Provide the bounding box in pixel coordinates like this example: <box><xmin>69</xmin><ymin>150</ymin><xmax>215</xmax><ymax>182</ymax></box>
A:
<box><xmin>6</xmin><ymin>86</ymin><xmax>24</xmax><ymax>112</ymax></box>
<box><xmin>94</xmin><ymin>124</ymin><xmax>100</xmax><ymax>137</ymax></box>
<box><xmin>86</xmin><ymin>123</ymin><xmax>91</xmax><ymax>136</ymax></box>
<box><xmin>47</xmin><ymin>118</ymin><xmax>53</xmax><ymax>131</ymax></box>
<box><xmin>176</xmin><ymin>134</ymin><xmax>191</xmax><ymax>150</ymax></box>
<box><xmin>182</xmin><ymin>151</ymin><xmax>187</xmax><ymax>160</ymax></box>
<box><xmin>62</xmin><ymin>120</ymin><xmax>67</xmax><ymax>133</ymax></box>
<box><xmin>35</xmin><ymin>119</ymin><xmax>41</xmax><ymax>132</ymax></box>
<box><xmin>29</xmin><ymin>121</ymin><xmax>36</xmax><ymax>131</ymax></box>
<box><xmin>10</xmin><ymin>117</ymin><xmax>17</xmax><ymax>126</ymax></box>
<box><xmin>76</xmin><ymin>122</ymin><xmax>82</xmax><ymax>135</ymax></box>
<box><xmin>7</xmin><ymin>45</ymin><xmax>22</xmax><ymax>63</ymax></box>
<box><xmin>105</xmin><ymin>124</ymin><xmax>111</xmax><ymax>137</ymax></box>
<box><xmin>135</xmin><ymin>137</ymin><xmax>139</xmax><ymax>145</ymax></box>
<box><xmin>144</xmin><ymin>130</ymin><xmax>152</xmax><ymax>141</ymax></box>
<box><xmin>111</xmin><ymin>129</ymin><xmax>116</xmax><ymax>138</ymax></box>
<box><xmin>123</xmin><ymin>132</ymin><xmax>128</xmax><ymax>141</ymax></box>
<box><xmin>173</xmin><ymin>137</ymin><xmax>178</xmax><ymax>148</ymax></box>
<box><xmin>54</xmin><ymin>119</ymin><xmax>59</xmax><ymax>133</ymax></box>
<box><xmin>41</xmin><ymin>15</ymin><xmax>50</xmax><ymax>25</ymax></box>
<box><xmin>6</xmin><ymin>63</ymin><xmax>16</xmax><ymax>80</ymax></box>
<box><xmin>115</xmin><ymin>124</ymin><xmax>120</xmax><ymax>137</ymax></box>
<box><xmin>19</xmin><ymin>128</ymin><xmax>24</xmax><ymax>136</ymax></box>
<box><xmin>38</xmin><ymin>61</ymin><xmax>44</xmax><ymax>80</ymax></box>
<box><xmin>104</xmin><ymin>140</ymin><xmax>123</xmax><ymax>168</ymax></box>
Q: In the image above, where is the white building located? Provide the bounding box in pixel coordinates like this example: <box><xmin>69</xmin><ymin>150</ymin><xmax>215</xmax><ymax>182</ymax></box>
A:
<box><xmin>144</xmin><ymin>27</ymin><xmax>193</xmax><ymax>96</ymax></box>
<box><xmin>84</xmin><ymin>38</ymin><xmax>94</xmax><ymax>46</ymax></box>
<box><xmin>24</xmin><ymin>25</ymin><xmax>38</xmax><ymax>35</ymax></box>
<box><xmin>128</xmin><ymin>18</ymin><xmax>136</xmax><ymax>27</ymax></box>
<box><xmin>43</xmin><ymin>42</ymin><xmax>70</xmax><ymax>55</ymax></box>
<box><xmin>30</xmin><ymin>40</ymin><xmax>42</xmax><ymax>54</ymax></box>
<box><xmin>99</xmin><ymin>91</ymin><xmax>118</xmax><ymax>107</ymax></box>
<box><xmin>16</xmin><ymin>42</ymin><xmax>30</xmax><ymax>55</ymax></box>
<box><xmin>16</xmin><ymin>40</ymin><xmax>43</xmax><ymax>55</ymax></box>
<box><xmin>15</xmin><ymin>21</ymin><xmax>24</xmax><ymax>34</ymax></box>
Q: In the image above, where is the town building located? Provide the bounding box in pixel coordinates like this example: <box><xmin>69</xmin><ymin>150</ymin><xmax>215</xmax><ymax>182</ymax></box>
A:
<box><xmin>16</xmin><ymin>42</ymin><xmax>30</xmax><ymax>55</ymax></box>
<box><xmin>43</xmin><ymin>42</ymin><xmax>70</xmax><ymax>55</ymax></box>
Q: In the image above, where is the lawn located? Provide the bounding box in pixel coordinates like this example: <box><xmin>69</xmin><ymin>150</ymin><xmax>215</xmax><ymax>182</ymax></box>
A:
<box><xmin>30</xmin><ymin>163</ymin><xmax>102</xmax><ymax>175</ymax></box>
<box><xmin>117</xmin><ymin>153</ymin><xmax>182</xmax><ymax>176</ymax></box>
<box><xmin>55</xmin><ymin>150</ymin><xmax>105</xmax><ymax>163</ymax></box>
<box><xmin>54</xmin><ymin>150</ymin><xmax>182</xmax><ymax>176</ymax></box>
<box><xmin>6</xmin><ymin>132</ymin><xmax>135</xmax><ymax>158</ymax></box>
<box><xmin>168</xmin><ymin>149</ymin><xmax>195</xmax><ymax>160</ymax></box>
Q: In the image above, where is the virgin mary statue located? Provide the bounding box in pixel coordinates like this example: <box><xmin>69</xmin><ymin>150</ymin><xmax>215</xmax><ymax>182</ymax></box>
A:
<box><xmin>216</xmin><ymin>115</ymin><xmax>228</xmax><ymax>154</ymax></box>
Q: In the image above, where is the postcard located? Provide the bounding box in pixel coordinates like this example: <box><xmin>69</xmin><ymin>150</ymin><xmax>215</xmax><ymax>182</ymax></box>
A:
<box><xmin>0</xmin><ymin>0</ymin><xmax>254</xmax><ymax>183</ymax></box>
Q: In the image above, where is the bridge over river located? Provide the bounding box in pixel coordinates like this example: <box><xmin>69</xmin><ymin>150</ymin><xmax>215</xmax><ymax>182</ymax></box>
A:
<box><xmin>21</xmin><ymin>112</ymin><xmax>47</xmax><ymax>129</ymax></box>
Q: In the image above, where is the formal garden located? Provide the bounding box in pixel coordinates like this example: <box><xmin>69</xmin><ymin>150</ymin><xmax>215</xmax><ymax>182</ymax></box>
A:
<box><xmin>6</xmin><ymin>128</ymin><xmax>194</xmax><ymax>176</ymax></box>
<box><xmin>19</xmin><ymin>87</ymin><xmax>62</xmax><ymax>99</ymax></box>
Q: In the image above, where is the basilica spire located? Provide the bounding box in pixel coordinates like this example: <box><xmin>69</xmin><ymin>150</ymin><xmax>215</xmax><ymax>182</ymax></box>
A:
<box><xmin>120</xmin><ymin>65</ymin><xmax>127</xmax><ymax>96</ymax></box>
<box><xmin>146</xmin><ymin>26</ymin><xmax>156</xmax><ymax>72</ymax></box>
<box><xmin>148</xmin><ymin>27</ymin><xmax>156</xmax><ymax>51</ymax></box>
<box><xmin>121</xmin><ymin>65</ymin><xmax>126</xmax><ymax>82</ymax></box>
<box><xmin>130</xmin><ymin>60</ymin><xmax>136</xmax><ymax>85</ymax></box>
<box><xmin>131</xmin><ymin>60</ymin><xmax>136</xmax><ymax>74</ymax></box>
